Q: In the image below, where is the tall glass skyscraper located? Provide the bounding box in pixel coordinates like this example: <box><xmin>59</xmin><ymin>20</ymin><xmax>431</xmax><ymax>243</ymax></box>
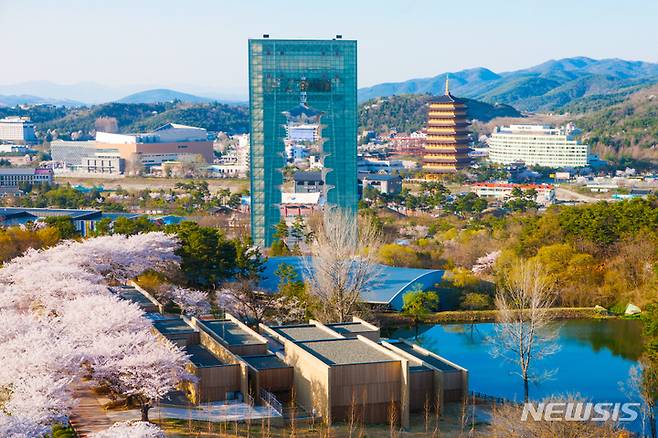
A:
<box><xmin>248</xmin><ymin>38</ymin><xmax>358</xmax><ymax>247</ymax></box>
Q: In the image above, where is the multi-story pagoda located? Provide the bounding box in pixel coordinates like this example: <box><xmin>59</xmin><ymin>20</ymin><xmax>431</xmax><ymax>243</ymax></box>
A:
<box><xmin>423</xmin><ymin>78</ymin><xmax>471</xmax><ymax>175</ymax></box>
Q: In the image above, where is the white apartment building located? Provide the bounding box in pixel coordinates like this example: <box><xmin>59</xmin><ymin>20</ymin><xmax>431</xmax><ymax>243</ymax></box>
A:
<box><xmin>488</xmin><ymin>124</ymin><xmax>589</xmax><ymax>168</ymax></box>
<box><xmin>0</xmin><ymin>117</ymin><xmax>38</xmax><ymax>143</ymax></box>
<box><xmin>471</xmin><ymin>182</ymin><xmax>555</xmax><ymax>206</ymax></box>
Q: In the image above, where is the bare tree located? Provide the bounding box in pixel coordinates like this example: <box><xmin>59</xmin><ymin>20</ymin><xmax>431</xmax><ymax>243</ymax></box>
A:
<box><xmin>490</xmin><ymin>259</ymin><xmax>560</xmax><ymax>402</ymax></box>
<box><xmin>302</xmin><ymin>208</ymin><xmax>382</xmax><ymax>322</ymax></box>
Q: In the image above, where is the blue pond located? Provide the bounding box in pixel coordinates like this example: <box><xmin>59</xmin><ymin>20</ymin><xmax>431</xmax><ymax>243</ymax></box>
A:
<box><xmin>390</xmin><ymin>319</ymin><xmax>644</xmax><ymax>403</ymax></box>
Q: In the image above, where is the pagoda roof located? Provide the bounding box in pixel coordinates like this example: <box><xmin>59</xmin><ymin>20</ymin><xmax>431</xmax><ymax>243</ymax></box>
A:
<box><xmin>429</xmin><ymin>93</ymin><xmax>465</xmax><ymax>104</ymax></box>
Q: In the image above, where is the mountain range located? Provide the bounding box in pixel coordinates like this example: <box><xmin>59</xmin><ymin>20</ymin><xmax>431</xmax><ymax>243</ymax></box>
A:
<box><xmin>358</xmin><ymin>57</ymin><xmax>658</xmax><ymax>111</ymax></box>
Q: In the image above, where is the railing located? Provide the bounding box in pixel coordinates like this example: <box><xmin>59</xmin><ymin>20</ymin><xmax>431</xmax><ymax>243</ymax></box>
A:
<box><xmin>259</xmin><ymin>388</ymin><xmax>283</xmax><ymax>415</ymax></box>
<box><xmin>469</xmin><ymin>391</ymin><xmax>521</xmax><ymax>406</ymax></box>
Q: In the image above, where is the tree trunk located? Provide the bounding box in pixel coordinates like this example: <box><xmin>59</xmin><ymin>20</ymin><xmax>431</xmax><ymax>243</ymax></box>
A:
<box><xmin>650</xmin><ymin>410</ymin><xmax>656</xmax><ymax>438</ymax></box>
<box><xmin>523</xmin><ymin>378</ymin><xmax>529</xmax><ymax>403</ymax></box>
<box><xmin>141</xmin><ymin>404</ymin><xmax>150</xmax><ymax>422</ymax></box>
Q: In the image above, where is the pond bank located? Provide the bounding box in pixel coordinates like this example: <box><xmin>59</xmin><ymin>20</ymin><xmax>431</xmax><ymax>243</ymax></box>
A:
<box><xmin>375</xmin><ymin>307</ymin><xmax>608</xmax><ymax>327</ymax></box>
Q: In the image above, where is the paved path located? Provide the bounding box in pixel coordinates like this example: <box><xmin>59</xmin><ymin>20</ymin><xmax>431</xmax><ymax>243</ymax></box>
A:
<box><xmin>69</xmin><ymin>383</ymin><xmax>139</xmax><ymax>437</ymax></box>
<box><xmin>555</xmin><ymin>187</ymin><xmax>600</xmax><ymax>203</ymax></box>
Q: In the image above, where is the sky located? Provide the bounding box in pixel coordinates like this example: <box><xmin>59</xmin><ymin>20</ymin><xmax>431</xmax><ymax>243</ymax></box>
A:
<box><xmin>1</xmin><ymin>0</ymin><xmax>658</xmax><ymax>95</ymax></box>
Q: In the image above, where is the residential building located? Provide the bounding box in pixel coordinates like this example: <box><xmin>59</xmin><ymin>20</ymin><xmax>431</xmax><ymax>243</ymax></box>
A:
<box><xmin>249</xmin><ymin>37</ymin><xmax>358</xmax><ymax>247</ymax></box>
<box><xmin>359</xmin><ymin>173</ymin><xmax>402</xmax><ymax>196</ymax></box>
<box><xmin>0</xmin><ymin>168</ymin><xmax>52</xmax><ymax>191</ymax></box>
<box><xmin>294</xmin><ymin>171</ymin><xmax>324</xmax><ymax>193</ymax></box>
<box><xmin>95</xmin><ymin>123</ymin><xmax>213</xmax><ymax>170</ymax></box>
<box><xmin>211</xmin><ymin>134</ymin><xmax>250</xmax><ymax>178</ymax></box>
<box><xmin>423</xmin><ymin>80</ymin><xmax>471</xmax><ymax>175</ymax></box>
<box><xmin>0</xmin><ymin>117</ymin><xmax>38</xmax><ymax>144</ymax></box>
<box><xmin>280</xmin><ymin>192</ymin><xmax>323</xmax><ymax>220</ymax></box>
<box><xmin>471</xmin><ymin>182</ymin><xmax>556</xmax><ymax>206</ymax></box>
<box><xmin>487</xmin><ymin>124</ymin><xmax>589</xmax><ymax>168</ymax></box>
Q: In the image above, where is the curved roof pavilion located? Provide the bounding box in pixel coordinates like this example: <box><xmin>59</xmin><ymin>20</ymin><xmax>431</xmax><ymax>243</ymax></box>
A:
<box><xmin>259</xmin><ymin>256</ymin><xmax>444</xmax><ymax>311</ymax></box>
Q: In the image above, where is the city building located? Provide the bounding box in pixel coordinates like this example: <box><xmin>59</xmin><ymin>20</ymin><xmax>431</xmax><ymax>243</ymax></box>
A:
<box><xmin>95</xmin><ymin>123</ymin><xmax>213</xmax><ymax>170</ymax></box>
<box><xmin>357</xmin><ymin>155</ymin><xmax>406</xmax><ymax>174</ymax></box>
<box><xmin>51</xmin><ymin>140</ymin><xmax>99</xmax><ymax>168</ymax></box>
<box><xmin>471</xmin><ymin>182</ymin><xmax>556</xmax><ymax>206</ymax></box>
<box><xmin>487</xmin><ymin>124</ymin><xmax>589</xmax><ymax>168</ymax></box>
<box><xmin>211</xmin><ymin>134</ymin><xmax>250</xmax><ymax>178</ymax></box>
<box><xmin>359</xmin><ymin>173</ymin><xmax>402</xmax><ymax>196</ymax></box>
<box><xmin>0</xmin><ymin>117</ymin><xmax>38</xmax><ymax>144</ymax></box>
<box><xmin>423</xmin><ymin>80</ymin><xmax>471</xmax><ymax>175</ymax></box>
<box><xmin>0</xmin><ymin>144</ymin><xmax>29</xmax><ymax>154</ymax></box>
<box><xmin>0</xmin><ymin>168</ymin><xmax>52</xmax><ymax>192</ymax></box>
<box><xmin>249</xmin><ymin>37</ymin><xmax>358</xmax><ymax>247</ymax></box>
<box><xmin>78</xmin><ymin>151</ymin><xmax>125</xmax><ymax>175</ymax></box>
<box><xmin>294</xmin><ymin>171</ymin><xmax>324</xmax><ymax>193</ymax></box>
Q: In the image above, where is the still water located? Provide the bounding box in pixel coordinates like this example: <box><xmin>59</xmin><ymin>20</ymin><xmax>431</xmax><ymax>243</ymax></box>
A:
<box><xmin>389</xmin><ymin>319</ymin><xmax>644</xmax><ymax>403</ymax></box>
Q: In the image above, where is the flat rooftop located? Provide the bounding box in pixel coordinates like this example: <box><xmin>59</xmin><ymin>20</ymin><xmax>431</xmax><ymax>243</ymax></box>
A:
<box><xmin>299</xmin><ymin>338</ymin><xmax>396</xmax><ymax>366</ymax></box>
<box><xmin>152</xmin><ymin>318</ymin><xmax>196</xmax><ymax>336</ymax></box>
<box><xmin>272</xmin><ymin>324</ymin><xmax>339</xmax><ymax>342</ymax></box>
<box><xmin>242</xmin><ymin>354</ymin><xmax>291</xmax><ymax>370</ymax></box>
<box><xmin>387</xmin><ymin>341</ymin><xmax>460</xmax><ymax>372</ymax></box>
<box><xmin>186</xmin><ymin>344</ymin><xmax>223</xmax><ymax>368</ymax></box>
<box><xmin>202</xmin><ymin>320</ymin><xmax>264</xmax><ymax>346</ymax></box>
<box><xmin>113</xmin><ymin>287</ymin><xmax>155</xmax><ymax>307</ymax></box>
<box><xmin>326</xmin><ymin>322</ymin><xmax>378</xmax><ymax>337</ymax></box>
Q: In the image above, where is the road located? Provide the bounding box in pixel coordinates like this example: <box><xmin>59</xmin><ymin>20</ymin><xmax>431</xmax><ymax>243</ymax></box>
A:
<box><xmin>55</xmin><ymin>176</ymin><xmax>250</xmax><ymax>192</ymax></box>
<box><xmin>555</xmin><ymin>186</ymin><xmax>600</xmax><ymax>203</ymax></box>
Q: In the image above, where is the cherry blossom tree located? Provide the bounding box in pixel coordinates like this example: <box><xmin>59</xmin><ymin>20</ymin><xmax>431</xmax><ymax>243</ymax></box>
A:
<box><xmin>93</xmin><ymin>334</ymin><xmax>192</xmax><ymax>421</ymax></box>
<box><xmin>472</xmin><ymin>250</ymin><xmax>501</xmax><ymax>275</ymax></box>
<box><xmin>0</xmin><ymin>232</ymin><xmax>187</xmax><ymax>433</ymax></box>
<box><xmin>163</xmin><ymin>286</ymin><xmax>211</xmax><ymax>316</ymax></box>
<box><xmin>92</xmin><ymin>420</ymin><xmax>165</xmax><ymax>438</ymax></box>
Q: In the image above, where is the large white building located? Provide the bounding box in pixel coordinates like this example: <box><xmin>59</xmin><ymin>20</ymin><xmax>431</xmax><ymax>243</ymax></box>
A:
<box><xmin>488</xmin><ymin>124</ymin><xmax>589</xmax><ymax>168</ymax></box>
<box><xmin>0</xmin><ymin>117</ymin><xmax>38</xmax><ymax>144</ymax></box>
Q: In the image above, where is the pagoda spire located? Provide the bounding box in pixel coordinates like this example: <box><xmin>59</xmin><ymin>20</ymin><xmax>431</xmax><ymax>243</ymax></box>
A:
<box><xmin>445</xmin><ymin>74</ymin><xmax>450</xmax><ymax>95</ymax></box>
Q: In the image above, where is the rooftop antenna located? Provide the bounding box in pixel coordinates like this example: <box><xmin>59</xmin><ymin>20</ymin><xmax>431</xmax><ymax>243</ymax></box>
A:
<box><xmin>445</xmin><ymin>74</ymin><xmax>450</xmax><ymax>95</ymax></box>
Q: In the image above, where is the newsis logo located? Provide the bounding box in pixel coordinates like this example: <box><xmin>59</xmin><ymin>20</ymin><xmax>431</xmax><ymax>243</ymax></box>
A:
<box><xmin>521</xmin><ymin>402</ymin><xmax>641</xmax><ymax>422</ymax></box>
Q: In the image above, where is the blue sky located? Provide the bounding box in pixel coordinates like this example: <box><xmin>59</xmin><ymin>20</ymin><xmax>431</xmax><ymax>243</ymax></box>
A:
<box><xmin>1</xmin><ymin>0</ymin><xmax>657</xmax><ymax>93</ymax></box>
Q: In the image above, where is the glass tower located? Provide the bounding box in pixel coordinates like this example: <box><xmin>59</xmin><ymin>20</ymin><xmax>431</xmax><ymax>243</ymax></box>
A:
<box><xmin>249</xmin><ymin>38</ymin><xmax>358</xmax><ymax>247</ymax></box>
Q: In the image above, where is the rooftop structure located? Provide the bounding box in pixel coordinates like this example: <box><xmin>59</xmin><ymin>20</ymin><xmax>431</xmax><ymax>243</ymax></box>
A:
<box><xmin>260</xmin><ymin>256</ymin><xmax>444</xmax><ymax>310</ymax></box>
<box><xmin>488</xmin><ymin>124</ymin><xmax>589</xmax><ymax>168</ymax></box>
<box><xmin>423</xmin><ymin>79</ymin><xmax>471</xmax><ymax>175</ymax></box>
<box><xmin>271</xmin><ymin>324</ymin><xmax>342</xmax><ymax>342</ymax></box>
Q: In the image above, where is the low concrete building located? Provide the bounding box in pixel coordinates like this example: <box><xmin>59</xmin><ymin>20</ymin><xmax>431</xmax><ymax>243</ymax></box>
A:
<box><xmin>0</xmin><ymin>207</ymin><xmax>142</xmax><ymax>235</ymax></box>
<box><xmin>471</xmin><ymin>182</ymin><xmax>555</xmax><ymax>206</ymax></box>
<box><xmin>359</xmin><ymin>173</ymin><xmax>402</xmax><ymax>196</ymax></box>
<box><xmin>260</xmin><ymin>317</ymin><xmax>468</xmax><ymax>427</ymax></box>
<box><xmin>294</xmin><ymin>171</ymin><xmax>324</xmax><ymax>193</ymax></box>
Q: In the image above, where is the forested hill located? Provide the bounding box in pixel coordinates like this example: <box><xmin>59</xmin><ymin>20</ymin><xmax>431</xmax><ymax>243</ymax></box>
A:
<box><xmin>0</xmin><ymin>102</ymin><xmax>250</xmax><ymax>139</ymax></box>
<box><xmin>359</xmin><ymin>94</ymin><xmax>522</xmax><ymax>134</ymax></box>
<box><xmin>574</xmin><ymin>84</ymin><xmax>658</xmax><ymax>162</ymax></box>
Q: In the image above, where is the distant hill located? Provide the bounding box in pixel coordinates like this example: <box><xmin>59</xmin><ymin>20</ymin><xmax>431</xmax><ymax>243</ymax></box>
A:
<box><xmin>574</xmin><ymin>84</ymin><xmax>658</xmax><ymax>165</ymax></box>
<box><xmin>0</xmin><ymin>102</ymin><xmax>249</xmax><ymax>139</ymax></box>
<box><xmin>0</xmin><ymin>94</ymin><xmax>84</xmax><ymax>107</ymax></box>
<box><xmin>359</xmin><ymin>94</ymin><xmax>522</xmax><ymax>134</ymax></box>
<box><xmin>116</xmin><ymin>89</ymin><xmax>212</xmax><ymax>104</ymax></box>
<box><xmin>358</xmin><ymin>57</ymin><xmax>658</xmax><ymax>112</ymax></box>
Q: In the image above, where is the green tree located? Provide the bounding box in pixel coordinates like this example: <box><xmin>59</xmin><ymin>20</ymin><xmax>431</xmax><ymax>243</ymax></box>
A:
<box><xmin>402</xmin><ymin>286</ymin><xmax>439</xmax><ymax>324</ymax></box>
<box><xmin>43</xmin><ymin>216</ymin><xmax>78</xmax><ymax>239</ymax></box>
<box><xmin>460</xmin><ymin>292</ymin><xmax>492</xmax><ymax>310</ymax></box>
<box><xmin>167</xmin><ymin>222</ymin><xmax>237</xmax><ymax>289</ymax></box>
<box><xmin>270</xmin><ymin>219</ymin><xmax>291</xmax><ymax>256</ymax></box>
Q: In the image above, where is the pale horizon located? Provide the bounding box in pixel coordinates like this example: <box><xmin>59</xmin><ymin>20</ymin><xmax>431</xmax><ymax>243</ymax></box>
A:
<box><xmin>1</xmin><ymin>0</ymin><xmax>658</xmax><ymax>98</ymax></box>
